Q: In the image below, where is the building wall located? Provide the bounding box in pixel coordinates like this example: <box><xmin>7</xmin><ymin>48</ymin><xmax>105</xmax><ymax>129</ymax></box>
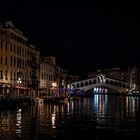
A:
<box><xmin>129</xmin><ymin>67</ymin><xmax>140</xmax><ymax>90</ymax></box>
<box><xmin>0</xmin><ymin>21</ymin><xmax>40</xmax><ymax>98</ymax></box>
<box><xmin>40</xmin><ymin>57</ymin><xmax>55</xmax><ymax>96</ymax></box>
<box><xmin>66</xmin><ymin>75</ymin><xmax>80</xmax><ymax>85</ymax></box>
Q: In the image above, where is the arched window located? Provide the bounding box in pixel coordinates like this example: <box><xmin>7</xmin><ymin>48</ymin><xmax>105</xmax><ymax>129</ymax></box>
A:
<box><xmin>93</xmin><ymin>79</ymin><xmax>97</xmax><ymax>84</ymax></box>
<box><xmin>110</xmin><ymin>80</ymin><xmax>113</xmax><ymax>85</ymax></box>
<box><xmin>85</xmin><ymin>81</ymin><xmax>88</xmax><ymax>86</ymax></box>
<box><xmin>118</xmin><ymin>82</ymin><xmax>121</xmax><ymax>87</ymax></box>
<box><xmin>114</xmin><ymin>81</ymin><xmax>117</xmax><ymax>86</ymax></box>
<box><xmin>72</xmin><ymin>84</ymin><xmax>75</xmax><ymax>88</ymax></box>
<box><xmin>76</xmin><ymin>83</ymin><xmax>80</xmax><ymax>88</ymax></box>
<box><xmin>89</xmin><ymin>80</ymin><xmax>92</xmax><ymax>85</ymax></box>
<box><xmin>127</xmin><ymin>85</ymin><xmax>130</xmax><ymax>89</ymax></box>
<box><xmin>80</xmin><ymin>82</ymin><xmax>84</xmax><ymax>87</ymax></box>
<box><xmin>122</xmin><ymin>83</ymin><xmax>126</xmax><ymax>88</ymax></box>
<box><xmin>105</xmin><ymin>79</ymin><xmax>109</xmax><ymax>84</ymax></box>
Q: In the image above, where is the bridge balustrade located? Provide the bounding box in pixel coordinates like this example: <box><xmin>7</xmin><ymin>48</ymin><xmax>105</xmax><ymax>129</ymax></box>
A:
<box><xmin>70</xmin><ymin>75</ymin><xmax>130</xmax><ymax>94</ymax></box>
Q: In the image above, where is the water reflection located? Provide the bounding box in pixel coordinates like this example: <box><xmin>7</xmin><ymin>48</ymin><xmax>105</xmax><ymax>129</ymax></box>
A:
<box><xmin>92</xmin><ymin>94</ymin><xmax>140</xmax><ymax>119</ymax></box>
<box><xmin>92</xmin><ymin>94</ymin><xmax>140</xmax><ymax>136</ymax></box>
<box><xmin>0</xmin><ymin>95</ymin><xmax>140</xmax><ymax>139</ymax></box>
<box><xmin>16</xmin><ymin>108</ymin><xmax>22</xmax><ymax>137</ymax></box>
<box><xmin>93</xmin><ymin>94</ymin><xmax>108</xmax><ymax>114</ymax></box>
<box><xmin>51</xmin><ymin>106</ymin><xmax>56</xmax><ymax>128</ymax></box>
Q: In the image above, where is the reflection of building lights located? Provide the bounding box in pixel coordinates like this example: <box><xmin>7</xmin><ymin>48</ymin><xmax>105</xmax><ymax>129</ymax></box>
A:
<box><xmin>16</xmin><ymin>108</ymin><xmax>22</xmax><ymax>136</ymax></box>
<box><xmin>51</xmin><ymin>113</ymin><xmax>56</xmax><ymax>128</ymax></box>
<box><xmin>51</xmin><ymin>106</ymin><xmax>56</xmax><ymax>128</ymax></box>
<box><xmin>126</xmin><ymin>96</ymin><xmax>128</xmax><ymax>114</ymax></box>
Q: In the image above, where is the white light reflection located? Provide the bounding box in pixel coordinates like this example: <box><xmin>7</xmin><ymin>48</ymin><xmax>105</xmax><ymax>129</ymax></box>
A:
<box><xmin>51</xmin><ymin>105</ymin><xmax>56</xmax><ymax>128</ymax></box>
<box><xmin>16</xmin><ymin>108</ymin><xmax>22</xmax><ymax>137</ymax></box>
<box><xmin>128</xmin><ymin>96</ymin><xmax>138</xmax><ymax>116</ymax></box>
<box><xmin>71</xmin><ymin>100</ymin><xmax>74</xmax><ymax>111</ymax></box>
<box><xmin>94</xmin><ymin>94</ymin><xmax>99</xmax><ymax>112</ymax></box>
<box><xmin>67</xmin><ymin>101</ymin><xmax>70</xmax><ymax>114</ymax></box>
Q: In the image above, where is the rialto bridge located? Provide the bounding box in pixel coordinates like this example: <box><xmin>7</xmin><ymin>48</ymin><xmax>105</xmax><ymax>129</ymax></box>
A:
<box><xmin>70</xmin><ymin>75</ymin><xmax>130</xmax><ymax>94</ymax></box>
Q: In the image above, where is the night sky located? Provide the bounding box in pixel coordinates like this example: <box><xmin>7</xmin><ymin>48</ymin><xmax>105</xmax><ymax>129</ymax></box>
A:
<box><xmin>0</xmin><ymin>3</ymin><xmax>140</xmax><ymax>75</ymax></box>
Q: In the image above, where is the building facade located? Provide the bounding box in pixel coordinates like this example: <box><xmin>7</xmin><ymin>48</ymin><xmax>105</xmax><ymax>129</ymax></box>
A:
<box><xmin>0</xmin><ymin>21</ymin><xmax>40</xmax><ymax>99</ymax></box>
<box><xmin>39</xmin><ymin>57</ymin><xmax>55</xmax><ymax>97</ymax></box>
<box><xmin>129</xmin><ymin>67</ymin><xmax>140</xmax><ymax>91</ymax></box>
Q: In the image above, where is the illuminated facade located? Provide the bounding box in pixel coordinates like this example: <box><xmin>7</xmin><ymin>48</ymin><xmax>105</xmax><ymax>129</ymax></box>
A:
<box><xmin>40</xmin><ymin>57</ymin><xmax>55</xmax><ymax>96</ymax></box>
<box><xmin>55</xmin><ymin>66</ymin><xmax>67</xmax><ymax>88</ymax></box>
<box><xmin>0</xmin><ymin>21</ymin><xmax>40</xmax><ymax>98</ymax></box>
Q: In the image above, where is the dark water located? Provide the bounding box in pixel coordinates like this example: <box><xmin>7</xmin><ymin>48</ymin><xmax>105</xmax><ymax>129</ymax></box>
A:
<box><xmin>1</xmin><ymin>95</ymin><xmax>140</xmax><ymax>140</ymax></box>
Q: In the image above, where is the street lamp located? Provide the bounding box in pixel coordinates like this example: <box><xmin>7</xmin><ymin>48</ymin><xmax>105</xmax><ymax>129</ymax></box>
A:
<box><xmin>52</xmin><ymin>82</ymin><xmax>57</xmax><ymax>97</ymax></box>
<box><xmin>17</xmin><ymin>78</ymin><xmax>22</xmax><ymax>84</ymax></box>
<box><xmin>17</xmin><ymin>78</ymin><xmax>22</xmax><ymax>99</ymax></box>
<box><xmin>52</xmin><ymin>82</ymin><xmax>57</xmax><ymax>88</ymax></box>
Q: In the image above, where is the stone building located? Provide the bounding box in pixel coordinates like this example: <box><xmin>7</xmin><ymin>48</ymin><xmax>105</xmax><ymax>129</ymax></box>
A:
<box><xmin>129</xmin><ymin>67</ymin><xmax>140</xmax><ymax>91</ymax></box>
<box><xmin>0</xmin><ymin>21</ymin><xmax>40</xmax><ymax>99</ymax></box>
<box><xmin>39</xmin><ymin>56</ymin><xmax>55</xmax><ymax>96</ymax></box>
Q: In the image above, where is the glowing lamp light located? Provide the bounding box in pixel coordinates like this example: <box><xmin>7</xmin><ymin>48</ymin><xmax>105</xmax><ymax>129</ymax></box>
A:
<box><xmin>52</xmin><ymin>82</ymin><xmax>57</xmax><ymax>87</ymax></box>
<box><xmin>67</xmin><ymin>84</ymin><xmax>70</xmax><ymax>88</ymax></box>
<box><xmin>17</xmin><ymin>78</ymin><xmax>22</xmax><ymax>83</ymax></box>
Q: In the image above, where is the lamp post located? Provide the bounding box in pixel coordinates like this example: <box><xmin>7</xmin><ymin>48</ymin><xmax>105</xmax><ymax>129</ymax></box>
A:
<box><xmin>52</xmin><ymin>82</ymin><xmax>57</xmax><ymax>98</ymax></box>
<box><xmin>17</xmin><ymin>78</ymin><xmax>22</xmax><ymax>99</ymax></box>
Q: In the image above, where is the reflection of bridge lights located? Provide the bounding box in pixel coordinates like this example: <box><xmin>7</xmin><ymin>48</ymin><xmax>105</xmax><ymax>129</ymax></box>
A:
<box><xmin>129</xmin><ymin>96</ymin><xmax>137</xmax><ymax>115</ymax></box>
<box><xmin>94</xmin><ymin>94</ymin><xmax>99</xmax><ymax>112</ymax></box>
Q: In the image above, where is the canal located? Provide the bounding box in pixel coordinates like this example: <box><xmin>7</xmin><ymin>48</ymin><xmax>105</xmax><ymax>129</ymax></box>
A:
<box><xmin>0</xmin><ymin>94</ymin><xmax>140</xmax><ymax>139</ymax></box>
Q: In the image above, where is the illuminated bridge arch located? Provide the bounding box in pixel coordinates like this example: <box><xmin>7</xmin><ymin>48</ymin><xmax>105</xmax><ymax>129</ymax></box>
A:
<box><xmin>70</xmin><ymin>74</ymin><xmax>130</xmax><ymax>94</ymax></box>
<box><xmin>97</xmin><ymin>75</ymin><xmax>105</xmax><ymax>83</ymax></box>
